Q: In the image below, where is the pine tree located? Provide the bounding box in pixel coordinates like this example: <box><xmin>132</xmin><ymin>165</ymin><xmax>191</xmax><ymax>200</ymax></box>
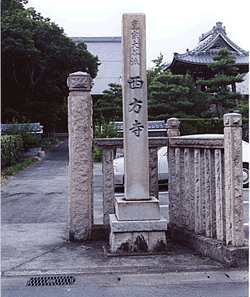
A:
<box><xmin>196</xmin><ymin>47</ymin><xmax>244</xmax><ymax>118</ymax></box>
<box><xmin>147</xmin><ymin>54</ymin><xmax>211</xmax><ymax>119</ymax></box>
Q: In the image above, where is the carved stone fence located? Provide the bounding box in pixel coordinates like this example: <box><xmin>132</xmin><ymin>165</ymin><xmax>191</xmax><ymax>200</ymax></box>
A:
<box><xmin>167</xmin><ymin>114</ymin><xmax>245</xmax><ymax>250</ymax></box>
<box><xmin>93</xmin><ymin>113</ymin><xmax>245</xmax><ymax>250</ymax></box>
<box><xmin>93</xmin><ymin>137</ymin><xmax>168</xmax><ymax>226</ymax></box>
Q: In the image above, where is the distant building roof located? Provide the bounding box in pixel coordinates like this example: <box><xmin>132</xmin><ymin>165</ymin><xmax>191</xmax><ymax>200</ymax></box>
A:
<box><xmin>71</xmin><ymin>37</ymin><xmax>122</xmax><ymax>95</ymax></box>
<box><xmin>1</xmin><ymin>123</ymin><xmax>43</xmax><ymax>134</ymax></box>
<box><xmin>114</xmin><ymin>120</ymin><xmax>167</xmax><ymax>133</ymax></box>
<box><xmin>164</xmin><ymin>22</ymin><xmax>249</xmax><ymax>76</ymax></box>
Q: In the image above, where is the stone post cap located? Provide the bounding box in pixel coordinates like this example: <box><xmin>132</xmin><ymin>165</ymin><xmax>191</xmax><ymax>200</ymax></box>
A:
<box><xmin>67</xmin><ymin>71</ymin><xmax>92</xmax><ymax>91</ymax></box>
<box><xmin>224</xmin><ymin>113</ymin><xmax>242</xmax><ymax>127</ymax></box>
<box><xmin>167</xmin><ymin>118</ymin><xmax>180</xmax><ymax>129</ymax></box>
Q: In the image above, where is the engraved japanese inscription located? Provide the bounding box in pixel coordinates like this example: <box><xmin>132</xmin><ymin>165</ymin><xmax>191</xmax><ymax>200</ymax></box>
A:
<box><xmin>127</xmin><ymin>76</ymin><xmax>143</xmax><ymax>89</ymax></box>
<box><xmin>131</xmin><ymin>20</ymin><xmax>140</xmax><ymax>65</ymax></box>
<box><xmin>129</xmin><ymin>120</ymin><xmax>144</xmax><ymax>137</ymax></box>
<box><xmin>129</xmin><ymin>98</ymin><xmax>142</xmax><ymax>113</ymax></box>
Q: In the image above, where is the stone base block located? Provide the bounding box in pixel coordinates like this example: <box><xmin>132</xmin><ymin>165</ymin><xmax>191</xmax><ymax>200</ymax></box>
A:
<box><xmin>160</xmin><ymin>205</ymin><xmax>169</xmax><ymax>223</ymax></box>
<box><xmin>115</xmin><ymin>196</ymin><xmax>160</xmax><ymax>221</ymax></box>
<box><xmin>169</xmin><ymin>224</ymin><xmax>249</xmax><ymax>268</ymax></box>
<box><xmin>109</xmin><ymin>214</ymin><xmax>167</xmax><ymax>253</ymax></box>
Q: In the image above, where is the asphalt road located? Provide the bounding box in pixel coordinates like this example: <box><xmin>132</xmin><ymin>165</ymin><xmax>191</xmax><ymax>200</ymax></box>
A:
<box><xmin>2</xmin><ymin>278</ymin><xmax>248</xmax><ymax>297</ymax></box>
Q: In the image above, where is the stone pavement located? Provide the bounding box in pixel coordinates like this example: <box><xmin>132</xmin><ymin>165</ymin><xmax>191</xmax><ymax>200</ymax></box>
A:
<box><xmin>1</xmin><ymin>140</ymin><xmax>248</xmax><ymax>295</ymax></box>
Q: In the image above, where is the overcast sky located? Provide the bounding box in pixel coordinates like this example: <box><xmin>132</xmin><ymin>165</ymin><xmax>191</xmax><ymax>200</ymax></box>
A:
<box><xmin>25</xmin><ymin>0</ymin><xmax>249</xmax><ymax>68</ymax></box>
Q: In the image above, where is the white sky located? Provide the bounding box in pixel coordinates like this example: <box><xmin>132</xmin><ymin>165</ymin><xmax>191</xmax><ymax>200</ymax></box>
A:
<box><xmin>25</xmin><ymin>0</ymin><xmax>249</xmax><ymax>68</ymax></box>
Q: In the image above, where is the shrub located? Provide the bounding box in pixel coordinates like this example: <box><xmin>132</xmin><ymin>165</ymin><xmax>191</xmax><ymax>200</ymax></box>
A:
<box><xmin>41</xmin><ymin>137</ymin><xmax>60</xmax><ymax>147</ymax></box>
<box><xmin>93</xmin><ymin>117</ymin><xmax>119</xmax><ymax>162</ymax></box>
<box><xmin>94</xmin><ymin>117</ymin><xmax>119</xmax><ymax>139</ymax></box>
<box><xmin>179</xmin><ymin>118</ymin><xmax>249</xmax><ymax>136</ymax></box>
<box><xmin>3</xmin><ymin>157</ymin><xmax>39</xmax><ymax>177</ymax></box>
<box><xmin>4</xmin><ymin>119</ymin><xmax>40</xmax><ymax>151</ymax></box>
<box><xmin>93</xmin><ymin>148</ymin><xmax>103</xmax><ymax>162</ymax></box>
<box><xmin>1</xmin><ymin>135</ymin><xmax>24</xmax><ymax>168</ymax></box>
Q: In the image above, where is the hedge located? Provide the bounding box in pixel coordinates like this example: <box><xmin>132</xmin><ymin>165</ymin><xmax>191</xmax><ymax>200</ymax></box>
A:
<box><xmin>179</xmin><ymin>118</ymin><xmax>249</xmax><ymax>136</ymax></box>
<box><xmin>1</xmin><ymin>135</ymin><xmax>24</xmax><ymax>168</ymax></box>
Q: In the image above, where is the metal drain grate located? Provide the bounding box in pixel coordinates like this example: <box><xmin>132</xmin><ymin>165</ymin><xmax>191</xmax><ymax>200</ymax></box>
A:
<box><xmin>26</xmin><ymin>276</ymin><xmax>75</xmax><ymax>286</ymax></box>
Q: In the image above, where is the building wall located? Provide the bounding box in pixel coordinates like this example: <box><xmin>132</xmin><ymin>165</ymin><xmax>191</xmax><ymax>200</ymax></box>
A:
<box><xmin>71</xmin><ymin>37</ymin><xmax>122</xmax><ymax>95</ymax></box>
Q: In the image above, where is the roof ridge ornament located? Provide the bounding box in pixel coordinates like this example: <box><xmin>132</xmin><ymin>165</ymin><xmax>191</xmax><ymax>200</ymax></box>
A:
<box><xmin>199</xmin><ymin>22</ymin><xmax>226</xmax><ymax>42</ymax></box>
<box><xmin>213</xmin><ymin>22</ymin><xmax>226</xmax><ymax>35</ymax></box>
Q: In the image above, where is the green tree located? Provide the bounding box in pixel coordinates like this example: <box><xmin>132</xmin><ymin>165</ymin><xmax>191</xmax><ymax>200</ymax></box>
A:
<box><xmin>2</xmin><ymin>0</ymin><xmax>100</xmax><ymax>131</ymax></box>
<box><xmin>93</xmin><ymin>83</ymin><xmax>122</xmax><ymax>123</ymax></box>
<box><xmin>196</xmin><ymin>47</ymin><xmax>244</xmax><ymax>118</ymax></box>
<box><xmin>147</xmin><ymin>53</ymin><xmax>165</xmax><ymax>86</ymax></box>
<box><xmin>147</xmin><ymin>55</ymin><xmax>211</xmax><ymax>120</ymax></box>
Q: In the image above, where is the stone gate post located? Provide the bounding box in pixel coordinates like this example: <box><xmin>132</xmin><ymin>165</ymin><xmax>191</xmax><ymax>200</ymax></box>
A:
<box><xmin>67</xmin><ymin>71</ymin><xmax>93</xmax><ymax>241</ymax></box>
<box><xmin>109</xmin><ymin>13</ymin><xmax>167</xmax><ymax>253</ymax></box>
<box><xmin>224</xmin><ymin>113</ymin><xmax>244</xmax><ymax>246</ymax></box>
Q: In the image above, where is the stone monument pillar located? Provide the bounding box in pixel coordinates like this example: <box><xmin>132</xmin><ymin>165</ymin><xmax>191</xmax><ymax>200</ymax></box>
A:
<box><xmin>224</xmin><ymin>113</ymin><xmax>244</xmax><ymax>246</ymax></box>
<box><xmin>68</xmin><ymin>71</ymin><xmax>93</xmax><ymax>241</ymax></box>
<box><xmin>109</xmin><ymin>13</ymin><xmax>167</xmax><ymax>253</ymax></box>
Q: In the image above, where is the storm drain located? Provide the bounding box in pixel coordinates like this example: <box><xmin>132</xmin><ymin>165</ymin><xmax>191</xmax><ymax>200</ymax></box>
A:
<box><xmin>26</xmin><ymin>276</ymin><xmax>75</xmax><ymax>286</ymax></box>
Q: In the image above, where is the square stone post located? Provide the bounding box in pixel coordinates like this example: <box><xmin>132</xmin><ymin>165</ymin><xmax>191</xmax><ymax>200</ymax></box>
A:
<box><xmin>68</xmin><ymin>71</ymin><xmax>93</xmax><ymax>241</ymax></box>
<box><xmin>167</xmin><ymin>118</ymin><xmax>180</xmax><ymax>226</ymax></box>
<box><xmin>122</xmin><ymin>13</ymin><xmax>149</xmax><ymax>200</ymax></box>
<box><xmin>109</xmin><ymin>13</ymin><xmax>167</xmax><ymax>254</ymax></box>
<box><xmin>224</xmin><ymin>113</ymin><xmax>244</xmax><ymax>246</ymax></box>
<box><xmin>102</xmin><ymin>148</ymin><xmax>115</xmax><ymax>226</ymax></box>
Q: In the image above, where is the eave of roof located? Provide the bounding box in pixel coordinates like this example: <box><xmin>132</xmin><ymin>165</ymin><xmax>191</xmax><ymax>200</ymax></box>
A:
<box><xmin>164</xmin><ymin>22</ymin><xmax>249</xmax><ymax>70</ymax></box>
<box><xmin>172</xmin><ymin>51</ymin><xmax>249</xmax><ymax>66</ymax></box>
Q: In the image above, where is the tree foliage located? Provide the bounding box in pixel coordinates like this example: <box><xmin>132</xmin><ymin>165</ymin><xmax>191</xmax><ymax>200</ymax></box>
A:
<box><xmin>196</xmin><ymin>47</ymin><xmax>244</xmax><ymax>118</ymax></box>
<box><xmin>93</xmin><ymin>83</ymin><xmax>122</xmax><ymax>123</ymax></box>
<box><xmin>2</xmin><ymin>0</ymin><xmax>100</xmax><ymax>131</ymax></box>
<box><xmin>147</xmin><ymin>55</ymin><xmax>211</xmax><ymax>120</ymax></box>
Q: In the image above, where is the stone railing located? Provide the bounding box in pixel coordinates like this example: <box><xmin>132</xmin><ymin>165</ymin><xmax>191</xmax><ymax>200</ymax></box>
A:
<box><xmin>93</xmin><ymin>137</ymin><xmax>168</xmax><ymax>226</ymax></box>
<box><xmin>67</xmin><ymin>72</ymin><xmax>245</xmax><ymax>249</ymax></box>
<box><xmin>167</xmin><ymin>114</ymin><xmax>245</xmax><ymax>247</ymax></box>
<box><xmin>93</xmin><ymin>113</ymin><xmax>245</xmax><ymax>248</ymax></box>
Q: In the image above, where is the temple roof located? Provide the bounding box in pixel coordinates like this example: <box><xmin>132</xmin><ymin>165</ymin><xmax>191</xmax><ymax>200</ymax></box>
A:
<box><xmin>164</xmin><ymin>22</ymin><xmax>249</xmax><ymax>74</ymax></box>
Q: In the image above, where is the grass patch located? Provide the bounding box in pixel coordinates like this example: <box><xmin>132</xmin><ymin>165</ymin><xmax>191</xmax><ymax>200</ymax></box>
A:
<box><xmin>3</xmin><ymin>157</ymin><xmax>40</xmax><ymax>177</ymax></box>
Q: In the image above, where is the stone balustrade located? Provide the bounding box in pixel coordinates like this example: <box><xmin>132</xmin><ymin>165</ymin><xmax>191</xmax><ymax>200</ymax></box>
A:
<box><xmin>92</xmin><ymin>137</ymin><xmax>169</xmax><ymax>226</ymax></box>
<box><xmin>93</xmin><ymin>114</ymin><xmax>245</xmax><ymax>249</ymax></box>
<box><xmin>67</xmin><ymin>72</ymin><xmax>244</xmax><ymax>250</ymax></box>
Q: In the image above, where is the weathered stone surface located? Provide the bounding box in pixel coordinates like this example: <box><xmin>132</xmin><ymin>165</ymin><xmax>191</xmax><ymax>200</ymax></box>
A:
<box><xmin>149</xmin><ymin>148</ymin><xmax>158</xmax><ymax>199</ymax></box>
<box><xmin>215</xmin><ymin>149</ymin><xmax>224</xmax><ymax>241</ymax></box>
<box><xmin>102</xmin><ymin>148</ymin><xmax>115</xmax><ymax>226</ymax></box>
<box><xmin>122</xmin><ymin>13</ymin><xmax>149</xmax><ymax>201</ymax></box>
<box><xmin>92</xmin><ymin>137</ymin><xmax>168</xmax><ymax>149</ymax></box>
<box><xmin>109</xmin><ymin>14</ymin><xmax>167</xmax><ymax>254</ymax></box>
<box><xmin>67</xmin><ymin>71</ymin><xmax>92</xmax><ymax>91</ymax></box>
<box><xmin>169</xmin><ymin>137</ymin><xmax>224</xmax><ymax>149</ymax></box>
<box><xmin>148</xmin><ymin>231</ymin><xmax>167</xmax><ymax>252</ymax></box>
<box><xmin>109</xmin><ymin>230</ymin><xmax>167</xmax><ymax>253</ymax></box>
<box><xmin>168</xmin><ymin>146</ymin><xmax>176</xmax><ymax>225</ymax></box>
<box><xmin>169</xmin><ymin>225</ymin><xmax>248</xmax><ymax>268</ymax></box>
<box><xmin>160</xmin><ymin>205</ymin><xmax>169</xmax><ymax>223</ymax></box>
<box><xmin>224</xmin><ymin>113</ymin><xmax>244</xmax><ymax>246</ymax></box>
<box><xmin>109</xmin><ymin>232</ymin><xmax>133</xmax><ymax>253</ymax></box>
<box><xmin>224</xmin><ymin>113</ymin><xmax>242</xmax><ymax>127</ymax></box>
<box><xmin>115</xmin><ymin>196</ymin><xmax>160</xmax><ymax>221</ymax></box>
<box><xmin>109</xmin><ymin>214</ymin><xmax>167</xmax><ymax>232</ymax></box>
<box><xmin>184</xmin><ymin>148</ymin><xmax>194</xmax><ymax>231</ymax></box>
<box><xmin>68</xmin><ymin>72</ymin><xmax>93</xmax><ymax>241</ymax></box>
<box><xmin>109</xmin><ymin>228</ymin><xmax>167</xmax><ymax>253</ymax></box>
<box><xmin>194</xmin><ymin>148</ymin><xmax>203</xmax><ymax>235</ymax></box>
<box><xmin>167</xmin><ymin>118</ymin><xmax>180</xmax><ymax>137</ymax></box>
